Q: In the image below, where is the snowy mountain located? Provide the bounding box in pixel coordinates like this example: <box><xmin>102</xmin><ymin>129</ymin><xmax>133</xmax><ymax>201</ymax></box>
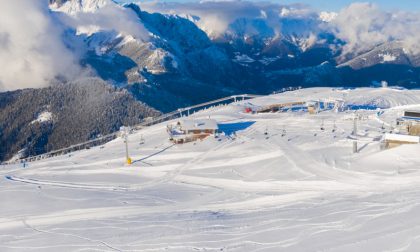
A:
<box><xmin>1</xmin><ymin>0</ymin><xmax>420</xmax><ymax>162</ymax></box>
<box><xmin>3</xmin><ymin>87</ymin><xmax>420</xmax><ymax>250</ymax></box>
<box><xmin>46</xmin><ymin>0</ymin><xmax>420</xmax><ymax>106</ymax></box>
<box><xmin>3</xmin><ymin>1</ymin><xmax>420</xmax><ymax>249</ymax></box>
<box><xmin>319</xmin><ymin>11</ymin><xmax>338</xmax><ymax>22</ymax></box>
<box><xmin>337</xmin><ymin>41</ymin><xmax>420</xmax><ymax>69</ymax></box>
<box><xmin>49</xmin><ymin>0</ymin><xmax>111</xmax><ymax>14</ymax></box>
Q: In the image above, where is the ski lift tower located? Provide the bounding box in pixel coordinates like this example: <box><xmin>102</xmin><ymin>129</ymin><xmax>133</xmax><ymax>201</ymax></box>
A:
<box><xmin>120</xmin><ymin>126</ymin><xmax>132</xmax><ymax>165</ymax></box>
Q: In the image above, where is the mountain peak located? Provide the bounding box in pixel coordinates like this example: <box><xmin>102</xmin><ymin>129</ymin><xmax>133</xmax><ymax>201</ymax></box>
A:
<box><xmin>50</xmin><ymin>0</ymin><xmax>112</xmax><ymax>15</ymax></box>
<box><xmin>319</xmin><ymin>11</ymin><xmax>338</xmax><ymax>22</ymax></box>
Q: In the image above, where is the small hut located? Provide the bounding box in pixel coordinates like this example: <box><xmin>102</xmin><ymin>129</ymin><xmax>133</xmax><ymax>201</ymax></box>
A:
<box><xmin>306</xmin><ymin>101</ymin><xmax>318</xmax><ymax>114</ymax></box>
<box><xmin>167</xmin><ymin>119</ymin><xmax>218</xmax><ymax>144</ymax></box>
<box><xmin>383</xmin><ymin>133</ymin><xmax>420</xmax><ymax>149</ymax></box>
<box><xmin>396</xmin><ymin>110</ymin><xmax>420</xmax><ymax>136</ymax></box>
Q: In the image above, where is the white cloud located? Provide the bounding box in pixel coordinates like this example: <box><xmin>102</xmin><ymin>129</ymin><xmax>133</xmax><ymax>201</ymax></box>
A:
<box><xmin>319</xmin><ymin>11</ymin><xmax>337</xmax><ymax>23</ymax></box>
<box><xmin>0</xmin><ymin>0</ymin><xmax>81</xmax><ymax>91</ymax></box>
<box><xmin>139</xmin><ymin>1</ymin><xmax>317</xmax><ymax>39</ymax></box>
<box><xmin>331</xmin><ymin>3</ymin><xmax>420</xmax><ymax>55</ymax></box>
<box><xmin>141</xmin><ymin>1</ymin><xmax>420</xmax><ymax>57</ymax></box>
<box><xmin>2</xmin><ymin>0</ymin><xmax>420</xmax><ymax>92</ymax></box>
<box><xmin>59</xmin><ymin>3</ymin><xmax>150</xmax><ymax>41</ymax></box>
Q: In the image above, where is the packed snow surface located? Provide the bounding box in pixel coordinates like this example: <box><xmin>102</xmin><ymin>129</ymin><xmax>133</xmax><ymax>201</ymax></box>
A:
<box><xmin>2</xmin><ymin>87</ymin><xmax>420</xmax><ymax>251</ymax></box>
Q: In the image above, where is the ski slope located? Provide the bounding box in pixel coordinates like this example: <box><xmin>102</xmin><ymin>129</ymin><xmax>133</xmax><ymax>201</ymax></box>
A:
<box><xmin>2</xmin><ymin>87</ymin><xmax>420</xmax><ymax>251</ymax></box>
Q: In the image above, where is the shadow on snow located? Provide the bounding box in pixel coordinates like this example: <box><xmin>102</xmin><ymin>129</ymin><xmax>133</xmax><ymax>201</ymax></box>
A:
<box><xmin>218</xmin><ymin>121</ymin><xmax>256</xmax><ymax>136</ymax></box>
<box><xmin>132</xmin><ymin>144</ymin><xmax>175</xmax><ymax>165</ymax></box>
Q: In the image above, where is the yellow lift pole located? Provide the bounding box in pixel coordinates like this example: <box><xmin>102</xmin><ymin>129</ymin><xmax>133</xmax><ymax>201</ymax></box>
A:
<box><xmin>120</xmin><ymin>126</ymin><xmax>132</xmax><ymax>165</ymax></box>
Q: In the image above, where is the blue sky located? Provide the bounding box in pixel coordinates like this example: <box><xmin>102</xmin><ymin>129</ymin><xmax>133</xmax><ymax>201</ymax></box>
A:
<box><xmin>124</xmin><ymin>0</ymin><xmax>420</xmax><ymax>11</ymax></box>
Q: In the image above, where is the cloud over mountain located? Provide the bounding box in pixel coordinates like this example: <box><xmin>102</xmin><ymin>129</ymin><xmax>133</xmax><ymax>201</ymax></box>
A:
<box><xmin>56</xmin><ymin>2</ymin><xmax>150</xmax><ymax>40</ymax></box>
<box><xmin>0</xmin><ymin>0</ymin><xmax>80</xmax><ymax>91</ymax></box>
<box><xmin>1</xmin><ymin>0</ymin><xmax>420</xmax><ymax>93</ymax></box>
<box><xmin>140</xmin><ymin>1</ymin><xmax>319</xmax><ymax>39</ymax></box>
<box><xmin>141</xmin><ymin>1</ymin><xmax>420</xmax><ymax>56</ymax></box>
<box><xmin>331</xmin><ymin>3</ymin><xmax>420</xmax><ymax>55</ymax></box>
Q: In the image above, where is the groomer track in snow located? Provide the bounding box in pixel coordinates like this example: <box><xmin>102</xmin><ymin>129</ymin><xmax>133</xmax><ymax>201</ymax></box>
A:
<box><xmin>2</xmin><ymin>87</ymin><xmax>420</xmax><ymax>251</ymax></box>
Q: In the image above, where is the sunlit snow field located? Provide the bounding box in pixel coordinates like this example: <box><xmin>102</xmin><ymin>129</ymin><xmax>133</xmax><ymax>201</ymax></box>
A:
<box><xmin>2</xmin><ymin>87</ymin><xmax>420</xmax><ymax>251</ymax></box>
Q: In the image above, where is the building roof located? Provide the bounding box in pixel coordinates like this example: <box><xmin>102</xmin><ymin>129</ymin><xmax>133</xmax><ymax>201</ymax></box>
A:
<box><xmin>179</xmin><ymin>119</ymin><xmax>218</xmax><ymax>131</ymax></box>
<box><xmin>404</xmin><ymin>110</ymin><xmax>420</xmax><ymax>118</ymax></box>
<box><xmin>400</xmin><ymin>116</ymin><xmax>420</xmax><ymax>122</ymax></box>
<box><xmin>384</xmin><ymin>133</ymin><xmax>420</xmax><ymax>143</ymax></box>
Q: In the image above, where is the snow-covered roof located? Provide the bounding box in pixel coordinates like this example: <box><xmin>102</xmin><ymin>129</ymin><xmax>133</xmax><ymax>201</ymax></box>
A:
<box><xmin>384</xmin><ymin>133</ymin><xmax>420</xmax><ymax>143</ymax></box>
<box><xmin>179</xmin><ymin>119</ymin><xmax>218</xmax><ymax>131</ymax></box>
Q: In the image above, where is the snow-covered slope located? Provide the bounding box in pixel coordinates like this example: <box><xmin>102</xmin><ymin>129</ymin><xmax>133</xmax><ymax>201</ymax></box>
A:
<box><xmin>2</xmin><ymin>87</ymin><xmax>420</xmax><ymax>251</ymax></box>
<box><xmin>337</xmin><ymin>41</ymin><xmax>418</xmax><ymax>69</ymax></box>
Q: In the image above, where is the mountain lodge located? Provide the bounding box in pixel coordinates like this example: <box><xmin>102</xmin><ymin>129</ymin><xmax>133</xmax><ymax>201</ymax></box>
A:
<box><xmin>167</xmin><ymin>119</ymin><xmax>218</xmax><ymax>144</ymax></box>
